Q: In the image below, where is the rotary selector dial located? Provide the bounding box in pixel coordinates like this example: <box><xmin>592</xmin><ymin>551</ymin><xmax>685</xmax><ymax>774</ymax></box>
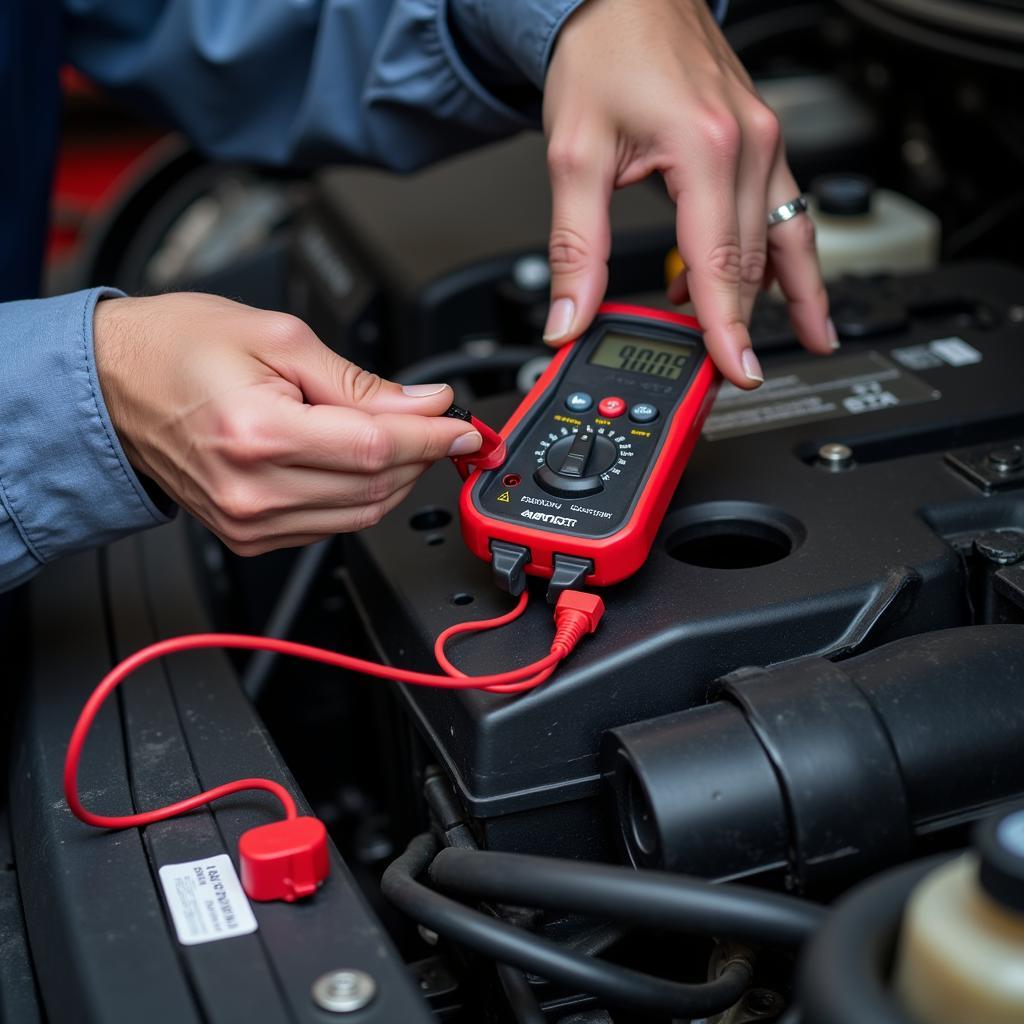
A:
<box><xmin>532</xmin><ymin>423</ymin><xmax>635</xmax><ymax>498</ymax></box>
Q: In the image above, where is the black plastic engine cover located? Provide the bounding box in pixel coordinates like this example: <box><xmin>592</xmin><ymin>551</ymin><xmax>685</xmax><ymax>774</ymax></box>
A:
<box><xmin>345</xmin><ymin>262</ymin><xmax>1024</xmax><ymax>859</ymax></box>
<box><xmin>288</xmin><ymin>134</ymin><xmax>679</xmax><ymax>371</ymax></box>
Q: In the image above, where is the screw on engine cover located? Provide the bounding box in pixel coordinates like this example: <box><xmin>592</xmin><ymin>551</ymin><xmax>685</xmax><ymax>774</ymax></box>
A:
<box><xmin>311</xmin><ymin>969</ymin><xmax>377</xmax><ymax>1013</ymax></box>
<box><xmin>817</xmin><ymin>442</ymin><xmax>854</xmax><ymax>471</ymax></box>
<box><xmin>986</xmin><ymin>444</ymin><xmax>1024</xmax><ymax>474</ymax></box>
<box><xmin>741</xmin><ymin>988</ymin><xmax>785</xmax><ymax>1019</ymax></box>
<box><xmin>511</xmin><ymin>254</ymin><xmax>550</xmax><ymax>291</ymax></box>
<box><xmin>462</xmin><ymin>336</ymin><xmax>499</xmax><ymax>358</ymax></box>
<box><xmin>973</xmin><ymin>529</ymin><xmax>1024</xmax><ymax>567</ymax></box>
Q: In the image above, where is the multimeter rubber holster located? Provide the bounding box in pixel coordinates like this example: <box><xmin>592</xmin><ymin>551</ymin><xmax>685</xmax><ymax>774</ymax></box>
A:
<box><xmin>458</xmin><ymin>303</ymin><xmax>720</xmax><ymax>601</ymax></box>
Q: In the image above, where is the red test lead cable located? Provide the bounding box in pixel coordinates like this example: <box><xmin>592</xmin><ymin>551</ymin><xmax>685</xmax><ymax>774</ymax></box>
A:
<box><xmin>435</xmin><ymin>590</ymin><xmax>604</xmax><ymax>694</ymax></box>
<box><xmin>63</xmin><ymin>589</ymin><xmax>604</xmax><ymax>902</ymax></box>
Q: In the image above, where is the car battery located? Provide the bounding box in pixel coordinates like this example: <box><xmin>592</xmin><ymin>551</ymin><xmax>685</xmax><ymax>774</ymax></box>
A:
<box><xmin>344</xmin><ymin>261</ymin><xmax>1024</xmax><ymax>862</ymax></box>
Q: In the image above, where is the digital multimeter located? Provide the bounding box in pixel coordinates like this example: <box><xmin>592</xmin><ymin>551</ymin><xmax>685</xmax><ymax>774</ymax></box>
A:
<box><xmin>459</xmin><ymin>303</ymin><xmax>719</xmax><ymax>599</ymax></box>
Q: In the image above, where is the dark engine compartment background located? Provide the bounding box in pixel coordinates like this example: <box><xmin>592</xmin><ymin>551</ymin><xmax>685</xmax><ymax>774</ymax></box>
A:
<box><xmin>5</xmin><ymin>3</ymin><xmax>1024</xmax><ymax>1023</ymax></box>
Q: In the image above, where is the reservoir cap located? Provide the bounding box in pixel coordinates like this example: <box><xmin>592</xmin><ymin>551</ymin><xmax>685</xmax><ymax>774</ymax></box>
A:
<box><xmin>812</xmin><ymin>174</ymin><xmax>875</xmax><ymax>216</ymax></box>
<box><xmin>976</xmin><ymin>802</ymin><xmax>1024</xmax><ymax>914</ymax></box>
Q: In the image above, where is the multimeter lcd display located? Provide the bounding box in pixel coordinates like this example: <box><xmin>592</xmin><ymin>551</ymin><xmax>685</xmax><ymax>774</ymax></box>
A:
<box><xmin>588</xmin><ymin>332</ymin><xmax>694</xmax><ymax>380</ymax></box>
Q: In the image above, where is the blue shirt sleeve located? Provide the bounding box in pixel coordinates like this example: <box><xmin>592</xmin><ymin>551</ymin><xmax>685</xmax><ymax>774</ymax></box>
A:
<box><xmin>0</xmin><ymin>289</ymin><xmax>172</xmax><ymax>591</ymax></box>
<box><xmin>62</xmin><ymin>0</ymin><xmax>542</xmax><ymax>172</ymax></box>
<box><xmin>0</xmin><ymin>0</ymin><xmax>731</xmax><ymax>593</ymax></box>
<box><xmin>62</xmin><ymin>1</ymin><xmax>728</xmax><ymax>172</ymax></box>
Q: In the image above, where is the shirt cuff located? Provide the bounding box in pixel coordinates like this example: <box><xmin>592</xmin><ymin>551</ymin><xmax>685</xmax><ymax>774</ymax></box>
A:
<box><xmin>451</xmin><ymin>0</ymin><xmax>730</xmax><ymax>89</ymax></box>
<box><xmin>0</xmin><ymin>287</ymin><xmax>173</xmax><ymax>579</ymax></box>
<box><xmin>450</xmin><ymin>0</ymin><xmax>583</xmax><ymax>89</ymax></box>
<box><xmin>359</xmin><ymin>0</ymin><xmax>537</xmax><ymax>172</ymax></box>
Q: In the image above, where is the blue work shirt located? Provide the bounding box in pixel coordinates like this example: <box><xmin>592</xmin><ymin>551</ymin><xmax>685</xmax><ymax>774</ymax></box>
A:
<box><xmin>0</xmin><ymin>0</ymin><xmax>726</xmax><ymax>592</ymax></box>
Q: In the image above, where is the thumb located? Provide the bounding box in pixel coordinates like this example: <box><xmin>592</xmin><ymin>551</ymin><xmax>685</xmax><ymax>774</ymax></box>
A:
<box><xmin>543</xmin><ymin>139</ymin><xmax>614</xmax><ymax>347</ymax></box>
<box><xmin>279</xmin><ymin>329</ymin><xmax>454</xmax><ymax>415</ymax></box>
<box><xmin>346</xmin><ymin>376</ymin><xmax>455</xmax><ymax>417</ymax></box>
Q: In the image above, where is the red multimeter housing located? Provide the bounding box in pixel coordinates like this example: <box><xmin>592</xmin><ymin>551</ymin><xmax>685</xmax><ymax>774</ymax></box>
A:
<box><xmin>459</xmin><ymin>303</ymin><xmax>719</xmax><ymax>595</ymax></box>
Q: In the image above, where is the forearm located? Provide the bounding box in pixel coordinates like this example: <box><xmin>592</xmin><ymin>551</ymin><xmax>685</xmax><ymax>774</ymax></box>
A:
<box><xmin>0</xmin><ymin>289</ymin><xmax>172</xmax><ymax>593</ymax></box>
<box><xmin>451</xmin><ymin>0</ymin><xmax>729</xmax><ymax>87</ymax></box>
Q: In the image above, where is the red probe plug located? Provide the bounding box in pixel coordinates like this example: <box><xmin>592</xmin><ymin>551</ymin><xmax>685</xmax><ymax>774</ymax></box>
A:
<box><xmin>552</xmin><ymin>590</ymin><xmax>605</xmax><ymax>652</ymax></box>
<box><xmin>443</xmin><ymin>403</ymin><xmax>507</xmax><ymax>479</ymax></box>
<box><xmin>239</xmin><ymin>816</ymin><xmax>329</xmax><ymax>902</ymax></box>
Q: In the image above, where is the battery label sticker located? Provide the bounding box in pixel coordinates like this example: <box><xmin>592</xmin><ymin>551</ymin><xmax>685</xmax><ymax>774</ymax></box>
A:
<box><xmin>891</xmin><ymin>336</ymin><xmax>983</xmax><ymax>370</ymax></box>
<box><xmin>158</xmin><ymin>853</ymin><xmax>258</xmax><ymax>946</ymax></box>
<box><xmin>703</xmin><ymin>351</ymin><xmax>939</xmax><ymax>441</ymax></box>
<box><xmin>928</xmin><ymin>336</ymin><xmax>982</xmax><ymax>366</ymax></box>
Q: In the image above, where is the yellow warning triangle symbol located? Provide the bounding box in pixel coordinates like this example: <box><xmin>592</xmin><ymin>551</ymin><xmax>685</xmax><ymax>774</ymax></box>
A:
<box><xmin>497</xmin><ymin>490</ymin><xmax>511</xmax><ymax>503</ymax></box>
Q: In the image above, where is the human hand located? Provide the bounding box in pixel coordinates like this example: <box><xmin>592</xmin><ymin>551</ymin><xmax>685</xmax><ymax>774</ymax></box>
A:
<box><xmin>541</xmin><ymin>0</ymin><xmax>834</xmax><ymax>388</ymax></box>
<box><xmin>93</xmin><ymin>293</ymin><xmax>480</xmax><ymax>555</ymax></box>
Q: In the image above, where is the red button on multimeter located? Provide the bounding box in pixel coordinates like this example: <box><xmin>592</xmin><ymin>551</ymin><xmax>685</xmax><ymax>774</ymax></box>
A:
<box><xmin>459</xmin><ymin>303</ymin><xmax>720</xmax><ymax>600</ymax></box>
<box><xmin>597</xmin><ymin>396</ymin><xmax>626</xmax><ymax>418</ymax></box>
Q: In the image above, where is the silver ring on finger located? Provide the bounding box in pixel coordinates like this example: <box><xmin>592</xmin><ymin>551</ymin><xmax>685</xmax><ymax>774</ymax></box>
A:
<box><xmin>767</xmin><ymin>195</ymin><xmax>809</xmax><ymax>228</ymax></box>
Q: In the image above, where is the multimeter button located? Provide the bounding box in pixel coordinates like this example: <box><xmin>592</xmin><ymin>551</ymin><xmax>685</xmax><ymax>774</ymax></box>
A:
<box><xmin>598</xmin><ymin>396</ymin><xmax>626</xmax><ymax>418</ymax></box>
<box><xmin>629</xmin><ymin>402</ymin><xmax>660</xmax><ymax>424</ymax></box>
<box><xmin>565</xmin><ymin>391</ymin><xmax>593</xmax><ymax>413</ymax></box>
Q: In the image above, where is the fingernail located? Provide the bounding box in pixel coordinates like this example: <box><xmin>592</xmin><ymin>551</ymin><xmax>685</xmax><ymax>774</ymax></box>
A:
<box><xmin>741</xmin><ymin>348</ymin><xmax>764</xmax><ymax>384</ymax></box>
<box><xmin>402</xmin><ymin>383</ymin><xmax>450</xmax><ymax>397</ymax></box>
<box><xmin>826</xmin><ymin>318</ymin><xmax>840</xmax><ymax>351</ymax></box>
<box><xmin>543</xmin><ymin>298</ymin><xmax>575</xmax><ymax>342</ymax></box>
<box><xmin>448</xmin><ymin>431</ymin><xmax>482</xmax><ymax>456</ymax></box>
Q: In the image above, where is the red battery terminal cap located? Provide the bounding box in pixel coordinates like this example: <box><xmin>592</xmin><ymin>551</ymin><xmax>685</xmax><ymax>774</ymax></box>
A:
<box><xmin>239</xmin><ymin>815</ymin><xmax>329</xmax><ymax>902</ymax></box>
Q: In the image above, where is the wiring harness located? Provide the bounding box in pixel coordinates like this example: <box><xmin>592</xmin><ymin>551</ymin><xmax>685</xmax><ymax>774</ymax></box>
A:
<box><xmin>63</xmin><ymin>589</ymin><xmax>604</xmax><ymax>901</ymax></box>
<box><xmin>382</xmin><ymin>834</ymin><xmax>826</xmax><ymax>1018</ymax></box>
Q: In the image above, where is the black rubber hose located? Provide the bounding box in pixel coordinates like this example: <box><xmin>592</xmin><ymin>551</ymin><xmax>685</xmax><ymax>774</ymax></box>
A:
<box><xmin>496</xmin><ymin>963</ymin><xmax>546</xmax><ymax>1024</ymax></box>
<box><xmin>382</xmin><ymin>834</ymin><xmax>752</xmax><ymax>1018</ymax></box>
<box><xmin>725</xmin><ymin>3</ymin><xmax>827</xmax><ymax>55</ymax></box>
<box><xmin>393</xmin><ymin>347</ymin><xmax>541</xmax><ymax>387</ymax></box>
<box><xmin>429</xmin><ymin>847</ymin><xmax>824</xmax><ymax>949</ymax></box>
<box><xmin>241</xmin><ymin>537</ymin><xmax>332</xmax><ymax>702</ymax></box>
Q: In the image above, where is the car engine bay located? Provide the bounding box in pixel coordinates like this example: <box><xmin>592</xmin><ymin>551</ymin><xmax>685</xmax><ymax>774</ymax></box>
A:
<box><xmin>4</xmin><ymin>3</ymin><xmax>1024</xmax><ymax>1023</ymax></box>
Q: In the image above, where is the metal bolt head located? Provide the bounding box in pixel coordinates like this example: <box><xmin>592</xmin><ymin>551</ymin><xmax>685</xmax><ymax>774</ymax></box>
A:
<box><xmin>312</xmin><ymin>969</ymin><xmax>377</xmax><ymax>1014</ymax></box>
<box><xmin>817</xmin><ymin>442</ymin><xmax>854</xmax><ymax>470</ymax></box>
<box><xmin>462</xmin><ymin>336</ymin><xmax>499</xmax><ymax>358</ymax></box>
<box><xmin>973</xmin><ymin>529</ymin><xmax>1024</xmax><ymax>567</ymax></box>
<box><xmin>742</xmin><ymin>988</ymin><xmax>785</xmax><ymax>1018</ymax></box>
<box><xmin>987</xmin><ymin>445</ymin><xmax>1024</xmax><ymax>473</ymax></box>
<box><xmin>517</xmin><ymin>355</ymin><xmax>554</xmax><ymax>394</ymax></box>
<box><xmin>511</xmin><ymin>254</ymin><xmax>550</xmax><ymax>292</ymax></box>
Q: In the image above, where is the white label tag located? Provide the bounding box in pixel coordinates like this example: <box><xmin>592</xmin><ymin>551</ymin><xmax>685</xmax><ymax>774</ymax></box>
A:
<box><xmin>158</xmin><ymin>853</ymin><xmax>258</xmax><ymax>946</ymax></box>
<box><xmin>928</xmin><ymin>337</ymin><xmax>982</xmax><ymax>367</ymax></box>
<box><xmin>890</xmin><ymin>344</ymin><xmax>943</xmax><ymax>371</ymax></box>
